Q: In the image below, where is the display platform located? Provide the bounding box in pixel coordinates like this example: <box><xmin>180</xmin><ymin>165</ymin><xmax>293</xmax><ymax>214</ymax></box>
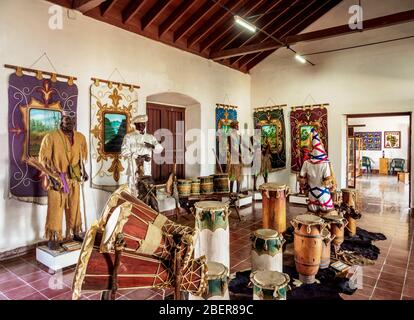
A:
<box><xmin>222</xmin><ymin>194</ymin><xmax>253</xmax><ymax>208</ymax></box>
<box><xmin>289</xmin><ymin>193</ymin><xmax>308</xmax><ymax>205</ymax></box>
<box><xmin>252</xmin><ymin>191</ymin><xmax>262</xmax><ymax>201</ymax></box>
<box><xmin>36</xmin><ymin>245</ymin><xmax>80</xmax><ymax>273</ymax></box>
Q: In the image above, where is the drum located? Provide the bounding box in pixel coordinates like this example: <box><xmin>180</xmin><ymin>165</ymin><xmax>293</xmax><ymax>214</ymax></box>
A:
<box><xmin>191</xmin><ymin>178</ymin><xmax>201</xmax><ymax>196</ymax></box>
<box><xmin>291</xmin><ymin>214</ymin><xmax>326</xmax><ymax>284</ymax></box>
<box><xmin>345</xmin><ymin>214</ymin><xmax>359</xmax><ymax>237</ymax></box>
<box><xmin>194</xmin><ymin>201</ymin><xmax>230</xmax><ymax>272</ymax></box>
<box><xmin>177</xmin><ymin>179</ymin><xmax>192</xmax><ymax>197</ymax></box>
<box><xmin>323</xmin><ymin>214</ymin><xmax>348</xmax><ymax>247</ymax></box>
<box><xmin>72</xmin><ymin>223</ymin><xmax>208</xmax><ymax>300</ymax></box>
<box><xmin>200</xmin><ymin>176</ymin><xmax>214</xmax><ymax>195</ymax></box>
<box><xmin>99</xmin><ymin>185</ymin><xmax>196</xmax><ymax>268</ymax></box>
<box><xmin>251</xmin><ymin>229</ymin><xmax>285</xmax><ymax>272</ymax></box>
<box><xmin>259</xmin><ymin>183</ymin><xmax>290</xmax><ymax>233</ymax></box>
<box><xmin>189</xmin><ymin>262</ymin><xmax>229</xmax><ymax>300</ymax></box>
<box><xmin>332</xmin><ymin>190</ymin><xmax>343</xmax><ymax>207</ymax></box>
<box><xmin>320</xmin><ymin>229</ymin><xmax>335</xmax><ymax>269</ymax></box>
<box><xmin>212</xmin><ymin>173</ymin><xmax>230</xmax><ymax>194</ymax></box>
<box><xmin>250</xmin><ymin>270</ymin><xmax>290</xmax><ymax>300</ymax></box>
<box><xmin>341</xmin><ymin>188</ymin><xmax>358</xmax><ymax>209</ymax></box>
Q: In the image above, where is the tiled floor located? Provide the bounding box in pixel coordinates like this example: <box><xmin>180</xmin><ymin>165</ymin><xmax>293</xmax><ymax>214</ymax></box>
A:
<box><xmin>0</xmin><ymin>174</ymin><xmax>412</xmax><ymax>300</ymax></box>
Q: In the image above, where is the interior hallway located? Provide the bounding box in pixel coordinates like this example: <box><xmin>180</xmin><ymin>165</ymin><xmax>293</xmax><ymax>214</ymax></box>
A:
<box><xmin>0</xmin><ymin>175</ymin><xmax>413</xmax><ymax>300</ymax></box>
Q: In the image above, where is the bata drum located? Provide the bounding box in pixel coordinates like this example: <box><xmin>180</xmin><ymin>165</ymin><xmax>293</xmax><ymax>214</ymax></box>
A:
<box><xmin>259</xmin><ymin>183</ymin><xmax>290</xmax><ymax>234</ymax></box>
<box><xmin>323</xmin><ymin>214</ymin><xmax>348</xmax><ymax>247</ymax></box>
<box><xmin>72</xmin><ymin>223</ymin><xmax>208</xmax><ymax>300</ymax></box>
<box><xmin>200</xmin><ymin>176</ymin><xmax>214</xmax><ymax>195</ymax></box>
<box><xmin>332</xmin><ymin>190</ymin><xmax>343</xmax><ymax>207</ymax></box>
<box><xmin>194</xmin><ymin>201</ymin><xmax>230</xmax><ymax>271</ymax></box>
<box><xmin>320</xmin><ymin>229</ymin><xmax>335</xmax><ymax>269</ymax></box>
<box><xmin>251</xmin><ymin>229</ymin><xmax>285</xmax><ymax>272</ymax></box>
<box><xmin>177</xmin><ymin>179</ymin><xmax>192</xmax><ymax>197</ymax></box>
<box><xmin>250</xmin><ymin>270</ymin><xmax>290</xmax><ymax>300</ymax></box>
<box><xmin>212</xmin><ymin>173</ymin><xmax>230</xmax><ymax>194</ymax></box>
<box><xmin>189</xmin><ymin>262</ymin><xmax>229</xmax><ymax>300</ymax></box>
<box><xmin>291</xmin><ymin>214</ymin><xmax>326</xmax><ymax>284</ymax></box>
<box><xmin>99</xmin><ymin>185</ymin><xmax>196</xmax><ymax>267</ymax></box>
<box><xmin>341</xmin><ymin>188</ymin><xmax>358</xmax><ymax>209</ymax></box>
<box><xmin>191</xmin><ymin>178</ymin><xmax>201</xmax><ymax>196</ymax></box>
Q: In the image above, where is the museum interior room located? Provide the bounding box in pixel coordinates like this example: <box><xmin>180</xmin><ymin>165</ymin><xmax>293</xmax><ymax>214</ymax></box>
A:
<box><xmin>0</xmin><ymin>0</ymin><xmax>413</xmax><ymax>302</ymax></box>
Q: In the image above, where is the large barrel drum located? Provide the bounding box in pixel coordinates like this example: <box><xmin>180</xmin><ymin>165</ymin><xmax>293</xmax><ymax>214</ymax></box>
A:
<box><xmin>199</xmin><ymin>176</ymin><xmax>214</xmax><ymax>195</ymax></box>
<box><xmin>259</xmin><ymin>183</ymin><xmax>289</xmax><ymax>234</ymax></box>
<box><xmin>212</xmin><ymin>174</ymin><xmax>230</xmax><ymax>194</ymax></box>
<box><xmin>177</xmin><ymin>179</ymin><xmax>192</xmax><ymax>197</ymax></box>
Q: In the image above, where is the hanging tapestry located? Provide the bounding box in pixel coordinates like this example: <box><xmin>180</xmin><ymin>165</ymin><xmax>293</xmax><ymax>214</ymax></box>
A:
<box><xmin>215</xmin><ymin>104</ymin><xmax>238</xmax><ymax>171</ymax></box>
<box><xmin>354</xmin><ymin>132</ymin><xmax>382</xmax><ymax>150</ymax></box>
<box><xmin>8</xmin><ymin>72</ymin><xmax>78</xmax><ymax>204</ymax></box>
<box><xmin>384</xmin><ymin>131</ymin><xmax>401</xmax><ymax>149</ymax></box>
<box><xmin>90</xmin><ymin>81</ymin><xmax>137</xmax><ymax>191</ymax></box>
<box><xmin>290</xmin><ymin>105</ymin><xmax>329</xmax><ymax>172</ymax></box>
<box><xmin>253</xmin><ymin>106</ymin><xmax>287</xmax><ymax>170</ymax></box>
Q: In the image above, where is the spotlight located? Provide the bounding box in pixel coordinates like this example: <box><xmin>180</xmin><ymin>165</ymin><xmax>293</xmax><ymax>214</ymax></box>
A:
<box><xmin>234</xmin><ymin>15</ymin><xmax>256</xmax><ymax>33</ymax></box>
<box><xmin>295</xmin><ymin>54</ymin><xmax>307</xmax><ymax>64</ymax></box>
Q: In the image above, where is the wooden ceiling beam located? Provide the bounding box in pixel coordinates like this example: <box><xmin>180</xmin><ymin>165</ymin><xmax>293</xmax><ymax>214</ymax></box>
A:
<box><xmin>141</xmin><ymin>0</ymin><xmax>173</xmax><ymax>31</ymax></box>
<box><xmin>213</xmin><ymin>0</ymin><xmax>285</xmax><ymax>52</ymax></box>
<box><xmin>122</xmin><ymin>0</ymin><xmax>145</xmax><ymax>25</ymax></box>
<box><xmin>100</xmin><ymin>0</ymin><xmax>117</xmax><ymax>17</ymax></box>
<box><xmin>284</xmin><ymin>8</ymin><xmax>414</xmax><ymax>45</ymax></box>
<box><xmin>210</xmin><ymin>40</ymin><xmax>282</xmax><ymax>60</ymax></box>
<box><xmin>72</xmin><ymin>0</ymin><xmax>106</xmax><ymax>13</ymax></box>
<box><xmin>173</xmin><ymin>0</ymin><xmax>222</xmax><ymax>43</ymax></box>
<box><xmin>199</xmin><ymin>0</ymin><xmax>266</xmax><ymax>53</ymax></box>
<box><xmin>158</xmin><ymin>1</ymin><xmax>198</xmax><ymax>37</ymax></box>
<box><xmin>236</xmin><ymin>0</ymin><xmax>321</xmax><ymax>68</ymax></box>
<box><xmin>187</xmin><ymin>0</ymin><xmax>244</xmax><ymax>48</ymax></box>
<box><xmin>245</xmin><ymin>0</ymin><xmax>343</xmax><ymax>70</ymax></box>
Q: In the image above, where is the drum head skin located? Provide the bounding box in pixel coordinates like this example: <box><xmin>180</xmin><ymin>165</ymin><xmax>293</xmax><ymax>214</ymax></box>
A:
<box><xmin>259</xmin><ymin>183</ymin><xmax>287</xmax><ymax>192</ymax></box>
<box><xmin>207</xmin><ymin>262</ymin><xmax>228</xmax><ymax>280</ymax></box>
<box><xmin>321</xmin><ymin>228</ymin><xmax>331</xmax><ymax>239</ymax></box>
<box><xmin>324</xmin><ymin>214</ymin><xmax>346</xmax><ymax>224</ymax></box>
<box><xmin>103</xmin><ymin>206</ymin><xmax>122</xmax><ymax>244</ymax></box>
<box><xmin>195</xmin><ymin>201</ymin><xmax>228</xmax><ymax>211</ymax></box>
<box><xmin>251</xmin><ymin>270</ymin><xmax>290</xmax><ymax>290</ymax></box>
<box><xmin>255</xmin><ymin>229</ymin><xmax>279</xmax><ymax>240</ymax></box>
<box><xmin>294</xmin><ymin>214</ymin><xmax>324</xmax><ymax>225</ymax></box>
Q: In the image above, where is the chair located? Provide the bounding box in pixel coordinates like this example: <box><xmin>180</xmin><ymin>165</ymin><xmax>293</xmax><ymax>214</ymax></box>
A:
<box><xmin>389</xmin><ymin>158</ymin><xmax>405</xmax><ymax>175</ymax></box>
<box><xmin>361</xmin><ymin>156</ymin><xmax>372</xmax><ymax>174</ymax></box>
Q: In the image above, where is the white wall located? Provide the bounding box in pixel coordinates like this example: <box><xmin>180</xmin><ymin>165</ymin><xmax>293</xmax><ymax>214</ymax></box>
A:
<box><xmin>251</xmin><ymin>0</ymin><xmax>414</xmax><ymax>208</ymax></box>
<box><xmin>349</xmin><ymin>116</ymin><xmax>410</xmax><ymax>170</ymax></box>
<box><xmin>0</xmin><ymin>0</ymin><xmax>251</xmax><ymax>252</ymax></box>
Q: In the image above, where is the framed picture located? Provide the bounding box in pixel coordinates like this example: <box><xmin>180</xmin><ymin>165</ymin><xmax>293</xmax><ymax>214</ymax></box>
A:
<box><xmin>300</xmin><ymin>125</ymin><xmax>314</xmax><ymax>149</ymax></box>
<box><xmin>103</xmin><ymin>112</ymin><xmax>127</xmax><ymax>153</ymax></box>
<box><xmin>384</xmin><ymin>131</ymin><xmax>401</xmax><ymax>148</ymax></box>
<box><xmin>354</xmin><ymin>132</ymin><xmax>382</xmax><ymax>151</ymax></box>
<box><xmin>28</xmin><ymin>108</ymin><xmax>62</xmax><ymax>157</ymax></box>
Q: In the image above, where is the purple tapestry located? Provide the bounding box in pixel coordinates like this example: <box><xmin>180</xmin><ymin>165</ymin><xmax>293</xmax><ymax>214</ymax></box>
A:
<box><xmin>8</xmin><ymin>73</ymin><xmax>78</xmax><ymax>204</ymax></box>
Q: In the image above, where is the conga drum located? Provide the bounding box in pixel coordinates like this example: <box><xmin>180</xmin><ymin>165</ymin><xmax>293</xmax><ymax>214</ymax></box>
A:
<box><xmin>259</xmin><ymin>183</ymin><xmax>290</xmax><ymax>233</ymax></box>
<box><xmin>200</xmin><ymin>176</ymin><xmax>214</xmax><ymax>194</ymax></box>
<box><xmin>250</xmin><ymin>270</ymin><xmax>290</xmax><ymax>300</ymax></box>
<box><xmin>194</xmin><ymin>201</ymin><xmax>230</xmax><ymax>272</ymax></box>
<box><xmin>291</xmin><ymin>214</ymin><xmax>326</xmax><ymax>284</ymax></box>
<box><xmin>177</xmin><ymin>179</ymin><xmax>192</xmax><ymax>197</ymax></box>
<box><xmin>189</xmin><ymin>262</ymin><xmax>229</xmax><ymax>300</ymax></box>
<box><xmin>320</xmin><ymin>229</ymin><xmax>335</xmax><ymax>269</ymax></box>
<box><xmin>341</xmin><ymin>188</ymin><xmax>358</xmax><ymax>209</ymax></box>
<box><xmin>191</xmin><ymin>178</ymin><xmax>201</xmax><ymax>196</ymax></box>
<box><xmin>323</xmin><ymin>214</ymin><xmax>348</xmax><ymax>247</ymax></box>
<box><xmin>72</xmin><ymin>223</ymin><xmax>208</xmax><ymax>300</ymax></box>
<box><xmin>212</xmin><ymin>174</ymin><xmax>230</xmax><ymax>194</ymax></box>
<box><xmin>344</xmin><ymin>210</ymin><xmax>361</xmax><ymax>237</ymax></box>
<box><xmin>251</xmin><ymin>229</ymin><xmax>285</xmax><ymax>272</ymax></box>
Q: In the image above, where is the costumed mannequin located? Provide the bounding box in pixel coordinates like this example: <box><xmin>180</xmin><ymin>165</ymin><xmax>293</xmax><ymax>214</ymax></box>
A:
<box><xmin>260</xmin><ymin>138</ymin><xmax>272</xmax><ymax>184</ymax></box>
<box><xmin>39</xmin><ymin>111</ymin><xmax>88</xmax><ymax>250</ymax></box>
<box><xmin>121</xmin><ymin>114</ymin><xmax>163</xmax><ymax>196</ymax></box>
<box><xmin>226</xmin><ymin>121</ymin><xmax>243</xmax><ymax>194</ymax></box>
<box><xmin>299</xmin><ymin>128</ymin><xmax>336</xmax><ymax>214</ymax></box>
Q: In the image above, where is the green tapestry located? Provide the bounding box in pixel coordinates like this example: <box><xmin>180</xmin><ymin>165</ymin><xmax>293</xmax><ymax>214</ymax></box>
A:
<box><xmin>253</xmin><ymin>107</ymin><xmax>286</xmax><ymax>171</ymax></box>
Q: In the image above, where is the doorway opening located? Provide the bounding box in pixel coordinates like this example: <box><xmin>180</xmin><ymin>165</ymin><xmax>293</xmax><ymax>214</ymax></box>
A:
<box><xmin>146</xmin><ymin>92</ymin><xmax>201</xmax><ymax>184</ymax></box>
<box><xmin>346</xmin><ymin>112</ymin><xmax>412</xmax><ymax>210</ymax></box>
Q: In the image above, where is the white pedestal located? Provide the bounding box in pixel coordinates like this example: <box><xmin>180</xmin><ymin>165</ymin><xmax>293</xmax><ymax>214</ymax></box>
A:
<box><xmin>253</xmin><ymin>192</ymin><xmax>262</xmax><ymax>201</ymax></box>
<box><xmin>222</xmin><ymin>195</ymin><xmax>253</xmax><ymax>208</ymax></box>
<box><xmin>289</xmin><ymin>194</ymin><xmax>308</xmax><ymax>205</ymax></box>
<box><xmin>157</xmin><ymin>196</ymin><xmax>177</xmax><ymax>212</ymax></box>
<box><xmin>36</xmin><ymin>246</ymin><xmax>80</xmax><ymax>273</ymax></box>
